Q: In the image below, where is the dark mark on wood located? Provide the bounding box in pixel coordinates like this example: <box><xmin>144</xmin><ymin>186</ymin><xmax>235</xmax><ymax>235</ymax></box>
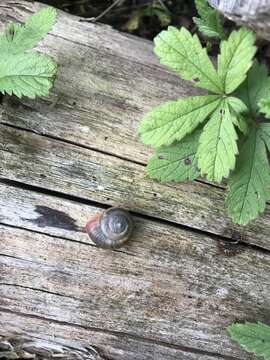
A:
<box><xmin>23</xmin><ymin>206</ymin><xmax>82</xmax><ymax>232</ymax></box>
<box><xmin>217</xmin><ymin>239</ymin><xmax>245</xmax><ymax>257</ymax></box>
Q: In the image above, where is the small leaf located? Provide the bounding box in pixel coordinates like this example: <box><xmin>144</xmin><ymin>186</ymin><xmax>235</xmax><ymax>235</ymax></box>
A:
<box><xmin>226</xmin><ymin>126</ymin><xmax>270</xmax><ymax>225</ymax></box>
<box><xmin>193</xmin><ymin>0</ymin><xmax>226</xmax><ymax>39</ymax></box>
<box><xmin>154</xmin><ymin>26</ymin><xmax>223</xmax><ymax>93</ymax></box>
<box><xmin>197</xmin><ymin>100</ymin><xmax>238</xmax><ymax>182</ymax></box>
<box><xmin>147</xmin><ymin>129</ymin><xmax>201</xmax><ymax>182</ymax></box>
<box><xmin>236</xmin><ymin>61</ymin><xmax>270</xmax><ymax>115</ymax></box>
<box><xmin>0</xmin><ymin>7</ymin><xmax>57</xmax><ymax>54</ymax></box>
<box><xmin>0</xmin><ymin>53</ymin><xmax>57</xmax><ymax>98</ymax></box>
<box><xmin>139</xmin><ymin>95</ymin><xmax>222</xmax><ymax>147</ymax></box>
<box><xmin>228</xmin><ymin>322</ymin><xmax>270</xmax><ymax>360</ymax></box>
<box><xmin>218</xmin><ymin>28</ymin><xmax>257</xmax><ymax>94</ymax></box>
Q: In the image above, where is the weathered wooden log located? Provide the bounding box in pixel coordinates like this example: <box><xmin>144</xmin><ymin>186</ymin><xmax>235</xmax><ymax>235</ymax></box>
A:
<box><xmin>0</xmin><ymin>1</ymin><xmax>270</xmax><ymax>360</ymax></box>
<box><xmin>208</xmin><ymin>0</ymin><xmax>270</xmax><ymax>41</ymax></box>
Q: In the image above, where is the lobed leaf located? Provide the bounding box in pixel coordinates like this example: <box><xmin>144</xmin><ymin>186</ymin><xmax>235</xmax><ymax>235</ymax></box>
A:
<box><xmin>147</xmin><ymin>130</ymin><xmax>201</xmax><ymax>182</ymax></box>
<box><xmin>218</xmin><ymin>28</ymin><xmax>257</xmax><ymax>94</ymax></box>
<box><xmin>0</xmin><ymin>53</ymin><xmax>57</xmax><ymax>98</ymax></box>
<box><xmin>197</xmin><ymin>100</ymin><xmax>238</xmax><ymax>182</ymax></box>
<box><xmin>139</xmin><ymin>95</ymin><xmax>222</xmax><ymax>148</ymax></box>
<box><xmin>236</xmin><ymin>61</ymin><xmax>270</xmax><ymax>115</ymax></box>
<box><xmin>0</xmin><ymin>7</ymin><xmax>57</xmax><ymax>54</ymax></box>
<box><xmin>228</xmin><ymin>322</ymin><xmax>270</xmax><ymax>360</ymax></box>
<box><xmin>193</xmin><ymin>0</ymin><xmax>226</xmax><ymax>39</ymax></box>
<box><xmin>154</xmin><ymin>26</ymin><xmax>223</xmax><ymax>93</ymax></box>
<box><xmin>226</xmin><ymin>126</ymin><xmax>270</xmax><ymax>225</ymax></box>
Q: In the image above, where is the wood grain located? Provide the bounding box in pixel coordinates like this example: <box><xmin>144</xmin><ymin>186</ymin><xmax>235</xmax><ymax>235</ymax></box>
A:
<box><xmin>208</xmin><ymin>0</ymin><xmax>270</xmax><ymax>15</ymax></box>
<box><xmin>1</xmin><ymin>124</ymin><xmax>270</xmax><ymax>250</ymax></box>
<box><xmin>0</xmin><ymin>184</ymin><xmax>269</xmax><ymax>359</ymax></box>
<box><xmin>0</xmin><ymin>336</ymin><xmax>106</xmax><ymax>360</ymax></box>
<box><xmin>0</xmin><ymin>2</ymin><xmax>270</xmax><ymax>359</ymax></box>
<box><xmin>208</xmin><ymin>0</ymin><xmax>270</xmax><ymax>41</ymax></box>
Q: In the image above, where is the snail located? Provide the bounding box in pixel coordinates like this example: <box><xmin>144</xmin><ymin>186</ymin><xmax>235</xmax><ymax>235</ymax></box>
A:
<box><xmin>85</xmin><ymin>207</ymin><xmax>134</xmax><ymax>249</ymax></box>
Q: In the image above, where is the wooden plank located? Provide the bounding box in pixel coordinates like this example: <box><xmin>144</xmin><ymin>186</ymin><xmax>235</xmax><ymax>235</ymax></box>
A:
<box><xmin>0</xmin><ymin>315</ymin><xmax>232</xmax><ymax>360</ymax></box>
<box><xmin>1</xmin><ymin>125</ymin><xmax>270</xmax><ymax>250</ymax></box>
<box><xmin>208</xmin><ymin>0</ymin><xmax>270</xmax><ymax>41</ymax></box>
<box><xmin>1</xmin><ymin>1</ymin><xmax>270</xmax><ymax>250</ymax></box>
<box><xmin>0</xmin><ymin>0</ymin><xmax>200</xmax><ymax>165</ymax></box>
<box><xmin>0</xmin><ymin>186</ymin><xmax>269</xmax><ymax>359</ymax></box>
<box><xmin>208</xmin><ymin>0</ymin><xmax>269</xmax><ymax>15</ymax></box>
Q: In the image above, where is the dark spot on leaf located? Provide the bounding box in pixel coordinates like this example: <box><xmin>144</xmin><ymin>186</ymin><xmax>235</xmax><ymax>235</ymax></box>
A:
<box><xmin>193</xmin><ymin>77</ymin><xmax>199</xmax><ymax>82</ymax></box>
<box><xmin>185</xmin><ymin>157</ymin><xmax>192</xmax><ymax>165</ymax></box>
<box><xmin>23</xmin><ymin>206</ymin><xmax>82</xmax><ymax>232</ymax></box>
<box><xmin>220</xmin><ymin>109</ymin><xmax>225</xmax><ymax>115</ymax></box>
<box><xmin>158</xmin><ymin>154</ymin><xmax>165</xmax><ymax>160</ymax></box>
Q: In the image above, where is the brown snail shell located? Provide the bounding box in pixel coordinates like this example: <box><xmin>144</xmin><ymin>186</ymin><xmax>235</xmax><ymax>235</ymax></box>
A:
<box><xmin>85</xmin><ymin>207</ymin><xmax>134</xmax><ymax>249</ymax></box>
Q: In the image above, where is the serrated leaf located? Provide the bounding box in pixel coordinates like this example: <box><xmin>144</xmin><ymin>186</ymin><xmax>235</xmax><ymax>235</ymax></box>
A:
<box><xmin>218</xmin><ymin>28</ymin><xmax>257</xmax><ymax>94</ymax></box>
<box><xmin>139</xmin><ymin>95</ymin><xmax>222</xmax><ymax>147</ymax></box>
<box><xmin>0</xmin><ymin>53</ymin><xmax>57</xmax><ymax>98</ymax></box>
<box><xmin>227</xmin><ymin>96</ymin><xmax>249</xmax><ymax>135</ymax></box>
<box><xmin>197</xmin><ymin>100</ymin><xmax>238</xmax><ymax>182</ymax></box>
<box><xmin>259</xmin><ymin>98</ymin><xmax>270</xmax><ymax>119</ymax></box>
<box><xmin>147</xmin><ymin>130</ymin><xmax>201</xmax><ymax>182</ymax></box>
<box><xmin>193</xmin><ymin>0</ymin><xmax>226</xmax><ymax>39</ymax></box>
<box><xmin>228</xmin><ymin>322</ymin><xmax>270</xmax><ymax>360</ymax></box>
<box><xmin>0</xmin><ymin>7</ymin><xmax>57</xmax><ymax>55</ymax></box>
<box><xmin>226</xmin><ymin>126</ymin><xmax>270</xmax><ymax>225</ymax></box>
<box><xmin>154</xmin><ymin>26</ymin><xmax>223</xmax><ymax>93</ymax></box>
<box><xmin>236</xmin><ymin>61</ymin><xmax>270</xmax><ymax>115</ymax></box>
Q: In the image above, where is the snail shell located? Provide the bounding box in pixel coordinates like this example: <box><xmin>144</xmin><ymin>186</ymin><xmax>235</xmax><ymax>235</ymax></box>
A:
<box><xmin>85</xmin><ymin>207</ymin><xmax>134</xmax><ymax>249</ymax></box>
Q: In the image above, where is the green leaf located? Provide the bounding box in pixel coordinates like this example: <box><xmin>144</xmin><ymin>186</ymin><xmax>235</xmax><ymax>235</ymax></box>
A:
<box><xmin>0</xmin><ymin>7</ymin><xmax>57</xmax><ymax>54</ymax></box>
<box><xmin>228</xmin><ymin>322</ymin><xmax>270</xmax><ymax>360</ymax></box>
<box><xmin>259</xmin><ymin>98</ymin><xmax>270</xmax><ymax>119</ymax></box>
<box><xmin>236</xmin><ymin>61</ymin><xmax>270</xmax><ymax>115</ymax></box>
<box><xmin>0</xmin><ymin>53</ymin><xmax>57</xmax><ymax>98</ymax></box>
<box><xmin>154</xmin><ymin>26</ymin><xmax>223</xmax><ymax>93</ymax></box>
<box><xmin>139</xmin><ymin>95</ymin><xmax>222</xmax><ymax>147</ymax></box>
<box><xmin>260</xmin><ymin>123</ymin><xmax>270</xmax><ymax>151</ymax></box>
<box><xmin>147</xmin><ymin>130</ymin><xmax>201</xmax><ymax>182</ymax></box>
<box><xmin>197</xmin><ymin>100</ymin><xmax>238</xmax><ymax>182</ymax></box>
<box><xmin>218</xmin><ymin>28</ymin><xmax>257</xmax><ymax>94</ymax></box>
<box><xmin>193</xmin><ymin>0</ymin><xmax>226</xmax><ymax>39</ymax></box>
<box><xmin>226</xmin><ymin>126</ymin><xmax>270</xmax><ymax>225</ymax></box>
<box><xmin>227</xmin><ymin>96</ymin><xmax>249</xmax><ymax>135</ymax></box>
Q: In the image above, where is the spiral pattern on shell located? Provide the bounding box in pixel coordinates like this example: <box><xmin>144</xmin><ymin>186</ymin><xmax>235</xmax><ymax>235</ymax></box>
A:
<box><xmin>85</xmin><ymin>207</ymin><xmax>133</xmax><ymax>249</ymax></box>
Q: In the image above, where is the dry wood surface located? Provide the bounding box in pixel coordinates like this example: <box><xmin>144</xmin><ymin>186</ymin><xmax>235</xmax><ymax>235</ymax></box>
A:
<box><xmin>0</xmin><ymin>1</ymin><xmax>270</xmax><ymax>360</ymax></box>
<box><xmin>209</xmin><ymin>0</ymin><xmax>270</xmax><ymax>41</ymax></box>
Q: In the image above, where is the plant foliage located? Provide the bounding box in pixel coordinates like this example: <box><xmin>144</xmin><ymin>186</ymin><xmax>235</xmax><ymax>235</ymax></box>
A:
<box><xmin>193</xmin><ymin>0</ymin><xmax>226</xmax><ymax>39</ymax></box>
<box><xmin>228</xmin><ymin>322</ymin><xmax>270</xmax><ymax>359</ymax></box>
<box><xmin>0</xmin><ymin>7</ymin><xmax>57</xmax><ymax>98</ymax></box>
<box><xmin>139</xmin><ymin>13</ymin><xmax>270</xmax><ymax>225</ymax></box>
